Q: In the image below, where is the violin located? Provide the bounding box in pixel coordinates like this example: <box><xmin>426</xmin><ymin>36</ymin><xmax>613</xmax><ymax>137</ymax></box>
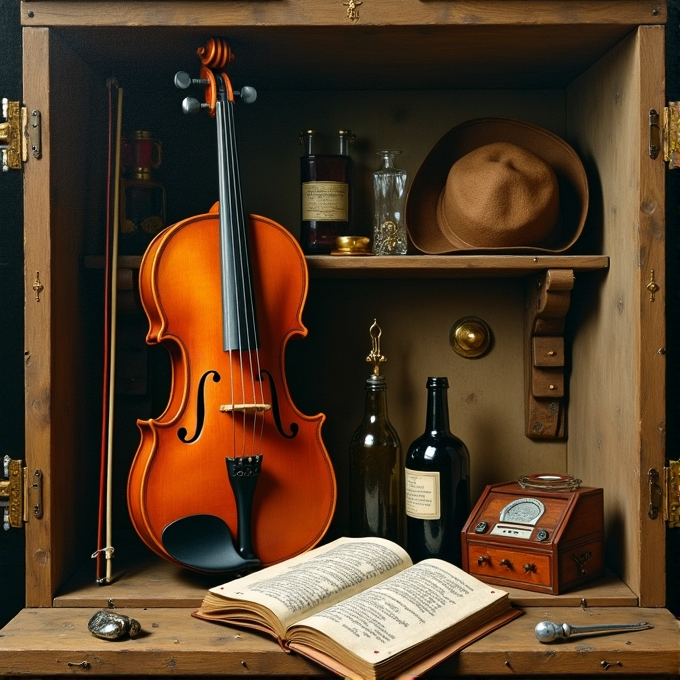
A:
<box><xmin>127</xmin><ymin>38</ymin><xmax>337</xmax><ymax>572</ymax></box>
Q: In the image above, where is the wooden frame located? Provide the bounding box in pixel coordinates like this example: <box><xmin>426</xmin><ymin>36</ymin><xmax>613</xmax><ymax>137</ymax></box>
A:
<box><xmin>4</xmin><ymin>2</ymin><xmax>677</xmax><ymax>676</ymax></box>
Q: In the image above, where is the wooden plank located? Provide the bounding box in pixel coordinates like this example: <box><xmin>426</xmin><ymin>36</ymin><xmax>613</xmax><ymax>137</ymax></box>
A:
<box><xmin>502</xmin><ymin>570</ymin><xmax>638</xmax><ymax>608</ymax></box>
<box><xmin>0</xmin><ymin>608</ymin><xmax>325</xmax><ymax>676</ymax></box>
<box><xmin>566</xmin><ymin>26</ymin><xmax>667</xmax><ymax>606</ymax></box>
<box><xmin>23</xmin><ymin>27</ymin><xmax>110</xmax><ymax>607</ymax></box>
<box><xmin>84</xmin><ymin>254</ymin><xmax>609</xmax><ymax>279</ymax></box>
<box><xmin>450</xmin><ymin>606</ymin><xmax>680</xmax><ymax>676</ymax></box>
<box><xmin>23</xmin><ymin>26</ymin><xmax>54</xmax><ymax>609</ymax></box>
<box><xmin>306</xmin><ymin>255</ymin><xmax>610</xmax><ymax>279</ymax></box>
<box><xmin>633</xmin><ymin>24</ymin><xmax>667</xmax><ymax>608</ymax></box>
<box><xmin>0</xmin><ymin>606</ymin><xmax>676</xmax><ymax>676</ymax></box>
<box><xmin>20</xmin><ymin>1</ymin><xmax>666</xmax><ymax>28</ymax></box>
<box><xmin>52</xmin><ymin>550</ymin><xmax>637</xmax><ymax>609</ymax></box>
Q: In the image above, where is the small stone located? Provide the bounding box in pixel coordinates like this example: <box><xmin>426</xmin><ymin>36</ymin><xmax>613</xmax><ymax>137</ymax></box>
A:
<box><xmin>88</xmin><ymin>610</ymin><xmax>141</xmax><ymax>640</ymax></box>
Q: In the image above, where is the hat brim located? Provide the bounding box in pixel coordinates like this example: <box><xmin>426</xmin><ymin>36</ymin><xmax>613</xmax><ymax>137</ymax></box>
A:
<box><xmin>405</xmin><ymin>118</ymin><xmax>589</xmax><ymax>254</ymax></box>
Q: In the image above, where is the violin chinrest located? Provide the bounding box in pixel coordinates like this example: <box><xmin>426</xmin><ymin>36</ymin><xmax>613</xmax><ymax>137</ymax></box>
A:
<box><xmin>162</xmin><ymin>514</ymin><xmax>261</xmax><ymax>573</ymax></box>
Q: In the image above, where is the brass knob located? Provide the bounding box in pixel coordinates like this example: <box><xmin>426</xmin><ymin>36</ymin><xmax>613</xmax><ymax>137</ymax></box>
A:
<box><xmin>450</xmin><ymin>316</ymin><xmax>492</xmax><ymax>358</ymax></box>
<box><xmin>477</xmin><ymin>555</ymin><xmax>491</xmax><ymax>566</ymax></box>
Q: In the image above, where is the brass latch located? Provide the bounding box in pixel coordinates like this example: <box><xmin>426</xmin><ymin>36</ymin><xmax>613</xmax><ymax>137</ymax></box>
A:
<box><xmin>648</xmin><ymin>460</ymin><xmax>680</xmax><ymax>527</ymax></box>
<box><xmin>649</xmin><ymin>103</ymin><xmax>680</xmax><ymax>167</ymax></box>
<box><xmin>0</xmin><ymin>455</ymin><xmax>43</xmax><ymax>529</ymax></box>
<box><xmin>0</xmin><ymin>98</ymin><xmax>41</xmax><ymax>171</ymax></box>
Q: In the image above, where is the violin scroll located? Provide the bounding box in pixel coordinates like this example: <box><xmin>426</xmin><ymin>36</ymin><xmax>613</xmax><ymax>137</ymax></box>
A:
<box><xmin>175</xmin><ymin>39</ymin><xmax>256</xmax><ymax>118</ymax></box>
<box><xmin>197</xmin><ymin>37</ymin><xmax>234</xmax><ymax>70</ymax></box>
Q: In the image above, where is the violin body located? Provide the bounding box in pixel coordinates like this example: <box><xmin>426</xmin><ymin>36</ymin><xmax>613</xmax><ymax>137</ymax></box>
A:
<box><xmin>128</xmin><ymin>205</ymin><xmax>336</xmax><ymax>567</ymax></box>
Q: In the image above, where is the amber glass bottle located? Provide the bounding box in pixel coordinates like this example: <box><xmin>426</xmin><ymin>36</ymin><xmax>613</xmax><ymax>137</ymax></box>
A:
<box><xmin>349</xmin><ymin>321</ymin><xmax>404</xmax><ymax>544</ymax></box>
<box><xmin>299</xmin><ymin>129</ymin><xmax>354</xmax><ymax>254</ymax></box>
<box><xmin>405</xmin><ymin>377</ymin><xmax>470</xmax><ymax>565</ymax></box>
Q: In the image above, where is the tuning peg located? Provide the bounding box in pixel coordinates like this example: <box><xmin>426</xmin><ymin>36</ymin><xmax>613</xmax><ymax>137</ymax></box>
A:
<box><xmin>235</xmin><ymin>86</ymin><xmax>257</xmax><ymax>104</ymax></box>
<box><xmin>174</xmin><ymin>71</ymin><xmax>210</xmax><ymax>90</ymax></box>
<box><xmin>181</xmin><ymin>97</ymin><xmax>209</xmax><ymax>115</ymax></box>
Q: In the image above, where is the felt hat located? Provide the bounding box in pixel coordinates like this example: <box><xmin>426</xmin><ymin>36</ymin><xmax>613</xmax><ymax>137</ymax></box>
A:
<box><xmin>405</xmin><ymin>118</ymin><xmax>588</xmax><ymax>253</ymax></box>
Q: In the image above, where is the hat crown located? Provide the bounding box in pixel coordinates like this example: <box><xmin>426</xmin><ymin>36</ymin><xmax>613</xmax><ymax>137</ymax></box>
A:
<box><xmin>440</xmin><ymin>142</ymin><xmax>559</xmax><ymax>248</ymax></box>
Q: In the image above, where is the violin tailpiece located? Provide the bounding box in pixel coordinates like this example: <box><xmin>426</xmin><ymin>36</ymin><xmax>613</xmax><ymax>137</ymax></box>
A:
<box><xmin>227</xmin><ymin>455</ymin><xmax>263</xmax><ymax>562</ymax></box>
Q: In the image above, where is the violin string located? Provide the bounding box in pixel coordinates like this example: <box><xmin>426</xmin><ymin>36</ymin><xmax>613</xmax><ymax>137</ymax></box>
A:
<box><xmin>227</xmin><ymin>91</ymin><xmax>266</xmax><ymax>457</ymax></box>
<box><xmin>216</xmin><ymin>96</ymin><xmax>239</xmax><ymax>459</ymax></box>
<box><xmin>223</xmin><ymin>96</ymin><xmax>248</xmax><ymax>458</ymax></box>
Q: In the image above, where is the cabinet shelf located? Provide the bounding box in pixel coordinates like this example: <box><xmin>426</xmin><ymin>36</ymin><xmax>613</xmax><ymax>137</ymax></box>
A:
<box><xmin>50</xmin><ymin>532</ymin><xmax>637</xmax><ymax>610</ymax></box>
<box><xmin>84</xmin><ymin>254</ymin><xmax>609</xmax><ymax>279</ymax></box>
<box><xmin>305</xmin><ymin>254</ymin><xmax>609</xmax><ymax>278</ymax></box>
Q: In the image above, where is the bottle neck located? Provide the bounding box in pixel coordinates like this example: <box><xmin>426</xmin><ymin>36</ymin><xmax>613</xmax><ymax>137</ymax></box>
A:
<box><xmin>364</xmin><ymin>375</ymin><xmax>389</xmax><ymax>420</ymax></box>
<box><xmin>300</xmin><ymin>130</ymin><xmax>315</xmax><ymax>155</ymax></box>
<box><xmin>377</xmin><ymin>149</ymin><xmax>400</xmax><ymax>170</ymax></box>
<box><xmin>424</xmin><ymin>378</ymin><xmax>451</xmax><ymax>435</ymax></box>
<box><xmin>338</xmin><ymin>130</ymin><xmax>354</xmax><ymax>156</ymax></box>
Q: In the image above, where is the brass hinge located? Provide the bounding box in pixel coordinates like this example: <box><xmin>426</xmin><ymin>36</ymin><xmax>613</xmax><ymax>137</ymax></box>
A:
<box><xmin>0</xmin><ymin>455</ymin><xmax>43</xmax><ymax>530</ymax></box>
<box><xmin>649</xmin><ymin>103</ymin><xmax>680</xmax><ymax>167</ymax></box>
<box><xmin>0</xmin><ymin>98</ymin><xmax>42</xmax><ymax>172</ymax></box>
<box><xmin>648</xmin><ymin>460</ymin><xmax>680</xmax><ymax>527</ymax></box>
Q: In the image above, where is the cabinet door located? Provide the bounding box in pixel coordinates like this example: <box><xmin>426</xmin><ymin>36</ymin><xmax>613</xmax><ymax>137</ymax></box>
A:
<box><xmin>23</xmin><ymin>26</ymin><xmax>108</xmax><ymax>607</ymax></box>
<box><xmin>567</xmin><ymin>24</ymin><xmax>666</xmax><ymax>606</ymax></box>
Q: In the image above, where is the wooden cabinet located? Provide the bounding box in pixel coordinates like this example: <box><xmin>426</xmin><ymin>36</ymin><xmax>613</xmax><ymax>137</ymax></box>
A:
<box><xmin>1</xmin><ymin>1</ymin><xmax>678</xmax><ymax>676</ymax></box>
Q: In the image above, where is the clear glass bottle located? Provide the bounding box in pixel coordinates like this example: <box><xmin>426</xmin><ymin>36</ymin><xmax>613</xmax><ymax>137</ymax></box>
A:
<box><xmin>405</xmin><ymin>377</ymin><xmax>470</xmax><ymax>565</ymax></box>
<box><xmin>119</xmin><ymin>130</ymin><xmax>166</xmax><ymax>255</ymax></box>
<box><xmin>349</xmin><ymin>321</ymin><xmax>404</xmax><ymax>545</ymax></box>
<box><xmin>373</xmin><ymin>149</ymin><xmax>407</xmax><ymax>255</ymax></box>
<box><xmin>299</xmin><ymin>129</ymin><xmax>354</xmax><ymax>254</ymax></box>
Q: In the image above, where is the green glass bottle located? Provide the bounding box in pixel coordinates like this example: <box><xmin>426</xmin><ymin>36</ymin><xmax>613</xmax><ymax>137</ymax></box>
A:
<box><xmin>405</xmin><ymin>377</ymin><xmax>470</xmax><ymax>565</ymax></box>
<box><xmin>349</xmin><ymin>321</ymin><xmax>404</xmax><ymax>545</ymax></box>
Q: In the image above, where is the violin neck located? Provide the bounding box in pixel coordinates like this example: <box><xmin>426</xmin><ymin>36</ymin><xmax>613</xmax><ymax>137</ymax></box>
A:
<box><xmin>215</xmin><ymin>94</ymin><xmax>259</xmax><ymax>353</ymax></box>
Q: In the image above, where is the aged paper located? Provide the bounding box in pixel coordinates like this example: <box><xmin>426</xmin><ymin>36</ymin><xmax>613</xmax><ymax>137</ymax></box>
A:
<box><xmin>208</xmin><ymin>537</ymin><xmax>412</xmax><ymax>628</ymax></box>
<box><xmin>289</xmin><ymin>559</ymin><xmax>508</xmax><ymax>664</ymax></box>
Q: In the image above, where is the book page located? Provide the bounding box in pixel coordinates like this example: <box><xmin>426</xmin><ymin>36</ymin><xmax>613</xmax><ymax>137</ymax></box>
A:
<box><xmin>207</xmin><ymin>537</ymin><xmax>412</xmax><ymax>629</ymax></box>
<box><xmin>288</xmin><ymin>559</ymin><xmax>509</xmax><ymax>667</ymax></box>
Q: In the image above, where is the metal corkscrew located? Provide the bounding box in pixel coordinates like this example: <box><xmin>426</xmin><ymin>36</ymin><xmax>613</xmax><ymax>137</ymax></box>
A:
<box><xmin>535</xmin><ymin>620</ymin><xmax>652</xmax><ymax>643</ymax></box>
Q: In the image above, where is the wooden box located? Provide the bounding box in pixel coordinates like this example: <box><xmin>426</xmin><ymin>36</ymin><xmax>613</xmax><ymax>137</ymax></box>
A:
<box><xmin>1</xmin><ymin>0</ymin><xmax>679</xmax><ymax>676</ymax></box>
<box><xmin>462</xmin><ymin>481</ymin><xmax>605</xmax><ymax>595</ymax></box>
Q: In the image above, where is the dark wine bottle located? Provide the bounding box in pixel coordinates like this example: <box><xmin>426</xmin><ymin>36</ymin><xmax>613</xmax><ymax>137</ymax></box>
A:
<box><xmin>349</xmin><ymin>321</ymin><xmax>404</xmax><ymax>544</ymax></box>
<box><xmin>405</xmin><ymin>377</ymin><xmax>470</xmax><ymax>565</ymax></box>
<box><xmin>299</xmin><ymin>129</ymin><xmax>354</xmax><ymax>254</ymax></box>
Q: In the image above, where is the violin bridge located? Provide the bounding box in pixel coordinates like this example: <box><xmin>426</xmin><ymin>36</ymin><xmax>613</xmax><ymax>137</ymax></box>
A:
<box><xmin>219</xmin><ymin>403</ymin><xmax>271</xmax><ymax>414</ymax></box>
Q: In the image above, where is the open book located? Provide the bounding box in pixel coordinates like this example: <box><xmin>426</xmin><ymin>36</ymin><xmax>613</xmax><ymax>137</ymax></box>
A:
<box><xmin>193</xmin><ymin>536</ymin><xmax>522</xmax><ymax>680</ymax></box>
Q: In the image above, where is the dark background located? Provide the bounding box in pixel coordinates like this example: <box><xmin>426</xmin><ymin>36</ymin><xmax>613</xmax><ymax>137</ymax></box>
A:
<box><xmin>0</xmin><ymin>0</ymin><xmax>27</xmax><ymax>628</ymax></box>
<box><xmin>0</xmin><ymin>0</ymin><xmax>678</xmax><ymax>627</ymax></box>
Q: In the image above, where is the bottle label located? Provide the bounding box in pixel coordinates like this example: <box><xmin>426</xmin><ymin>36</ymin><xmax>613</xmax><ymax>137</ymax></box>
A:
<box><xmin>302</xmin><ymin>181</ymin><xmax>348</xmax><ymax>221</ymax></box>
<box><xmin>405</xmin><ymin>468</ymin><xmax>440</xmax><ymax>520</ymax></box>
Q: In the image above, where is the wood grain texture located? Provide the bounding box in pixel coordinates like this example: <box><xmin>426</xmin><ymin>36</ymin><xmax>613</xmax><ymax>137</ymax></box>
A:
<box><xmin>20</xmin><ymin>0</ymin><xmax>667</xmax><ymax>28</ymax></box>
<box><xmin>0</xmin><ymin>606</ymin><xmax>677</xmax><ymax>676</ymax></box>
<box><xmin>566</xmin><ymin>25</ymin><xmax>667</xmax><ymax>607</ymax></box>
<box><xmin>23</xmin><ymin>27</ymin><xmax>110</xmax><ymax>607</ymax></box>
<box><xmin>51</xmin><ymin>548</ymin><xmax>638</xmax><ymax>609</ymax></box>
<box><xmin>306</xmin><ymin>255</ymin><xmax>609</xmax><ymax>278</ymax></box>
<box><xmin>23</xmin><ymin>26</ymin><xmax>54</xmax><ymax>608</ymax></box>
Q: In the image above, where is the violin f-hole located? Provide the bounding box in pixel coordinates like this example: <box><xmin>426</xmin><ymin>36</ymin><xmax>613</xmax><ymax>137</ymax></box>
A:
<box><xmin>260</xmin><ymin>369</ymin><xmax>299</xmax><ymax>439</ymax></box>
<box><xmin>177</xmin><ymin>370</ymin><xmax>221</xmax><ymax>443</ymax></box>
